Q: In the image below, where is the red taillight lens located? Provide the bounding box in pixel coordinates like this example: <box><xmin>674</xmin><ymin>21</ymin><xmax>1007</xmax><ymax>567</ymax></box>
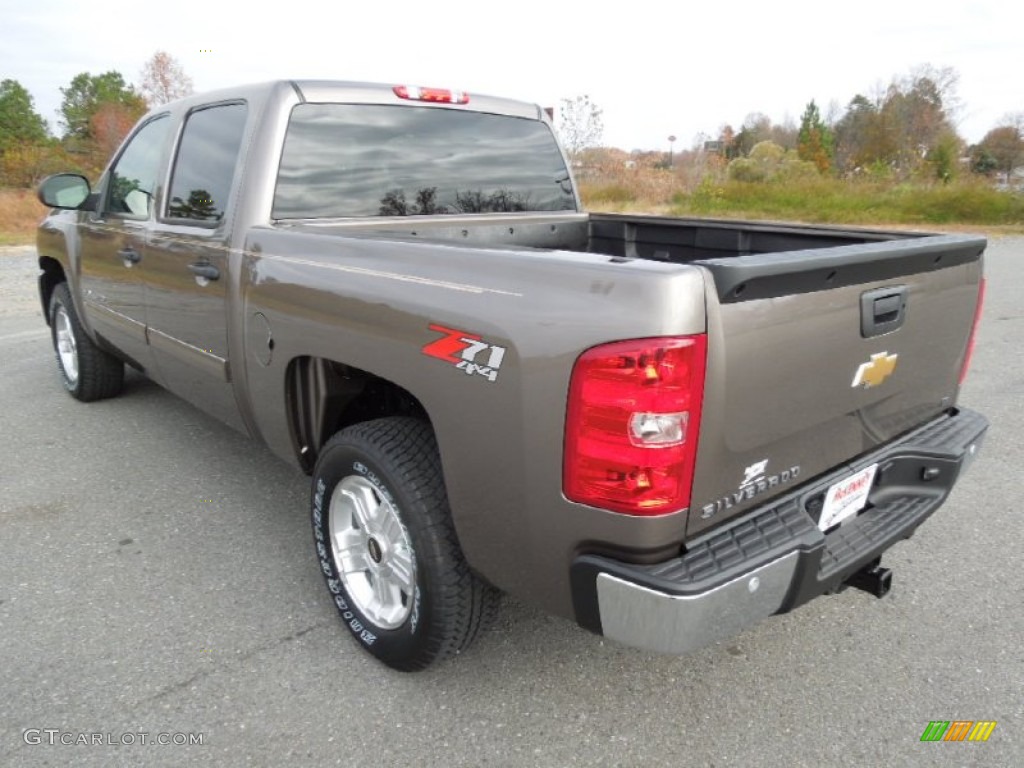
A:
<box><xmin>563</xmin><ymin>336</ymin><xmax>707</xmax><ymax>515</ymax></box>
<box><xmin>959</xmin><ymin>277</ymin><xmax>986</xmax><ymax>385</ymax></box>
<box><xmin>393</xmin><ymin>85</ymin><xmax>469</xmax><ymax>104</ymax></box>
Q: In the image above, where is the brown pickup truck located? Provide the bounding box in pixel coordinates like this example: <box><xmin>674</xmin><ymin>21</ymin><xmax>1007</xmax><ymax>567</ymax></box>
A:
<box><xmin>36</xmin><ymin>80</ymin><xmax>987</xmax><ymax>671</ymax></box>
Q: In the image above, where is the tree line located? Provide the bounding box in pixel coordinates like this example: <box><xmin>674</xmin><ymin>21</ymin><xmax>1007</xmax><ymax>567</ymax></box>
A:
<box><xmin>559</xmin><ymin>65</ymin><xmax>1022</xmax><ymax>187</ymax></box>
<box><xmin>721</xmin><ymin>66</ymin><xmax>1021</xmax><ymax>184</ymax></box>
<box><xmin>3</xmin><ymin>59</ymin><xmax>1021</xmax><ymax>190</ymax></box>
<box><xmin>0</xmin><ymin>51</ymin><xmax>192</xmax><ymax>187</ymax></box>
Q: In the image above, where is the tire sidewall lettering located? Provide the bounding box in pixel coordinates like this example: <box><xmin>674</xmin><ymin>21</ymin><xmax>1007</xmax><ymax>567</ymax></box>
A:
<box><xmin>352</xmin><ymin>461</ymin><xmax>397</xmax><ymax>510</ymax></box>
<box><xmin>313</xmin><ymin>444</ymin><xmax>426</xmax><ymax>656</ymax></box>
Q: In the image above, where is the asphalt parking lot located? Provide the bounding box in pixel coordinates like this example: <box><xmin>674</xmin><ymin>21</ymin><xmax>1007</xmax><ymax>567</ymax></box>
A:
<box><xmin>1</xmin><ymin>239</ymin><xmax>1021</xmax><ymax>767</ymax></box>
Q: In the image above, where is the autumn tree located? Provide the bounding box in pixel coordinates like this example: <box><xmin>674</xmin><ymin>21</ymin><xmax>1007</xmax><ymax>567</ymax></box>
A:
<box><xmin>59</xmin><ymin>71</ymin><xmax>146</xmax><ymax>140</ymax></box>
<box><xmin>0</xmin><ymin>79</ymin><xmax>49</xmax><ymax>153</ymax></box>
<box><xmin>832</xmin><ymin>65</ymin><xmax>962</xmax><ymax>179</ymax></box>
<box><xmin>797</xmin><ymin>100</ymin><xmax>834</xmax><ymax>173</ymax></box>
<box><xmin>833</xmin><ymin>94</ymin><xmax>882</xmax><ymax>173</ymax></box>
<box><xmin>0</xmin><ymin>142</ymin><xmax>82</xmax><ymax>187</ymax></box>
<box><xmin>976</xmin><ymin>118</ymin><xmax>1024</xmax><ymax>179</ymax></box>
<box><xmin>557</xmin><ymin>95</ymin><xmax>604</xmax><ymax>161</ymax></box>
<box><xmin>0</xmin><ymin>79</ymin><xmax>60</xmax><ymax>186</ymax></box>
<box><xmin>90</xmin><ymin>102</ymin><xmax>143</xmax><ymax>160</ymax></box>
<box><xmin>769</xmin><ymin>118</ymin><xmax>799</xmax><ymax>151</ymax></box>
<box><xmin>881</xmin><ymin>76</ymin><xmax>947</xmax><ymax>173</ymax></box>
<box><xmin>732</xmin><ymin>113</ymin><xmax>773</xmax><ymax>157</ymax></box>
<box><xmin>969</xmin><ymin>144</ymin><xmax>999</xmax><ymax>175</ymax></box>
<box><xmin>140</xmin><ymin>51</ymin><xmax>194</xmax><ymax>106</ymax></box>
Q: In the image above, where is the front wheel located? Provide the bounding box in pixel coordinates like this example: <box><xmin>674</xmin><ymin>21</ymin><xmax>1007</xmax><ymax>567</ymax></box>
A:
<box><xmin>49</xmin><ymin>282</ymin><xmax>124</xmax><ymax>401</ymax></box>
<box><xmin>312</xmin><ymin>417</ymin><xmax>499</xmax><ymax>671</ymax></box>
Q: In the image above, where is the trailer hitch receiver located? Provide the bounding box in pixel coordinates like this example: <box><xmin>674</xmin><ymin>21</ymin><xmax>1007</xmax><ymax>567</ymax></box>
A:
<box><xmin>845</xmin><ymin>560</ymin><xmax>892</xmax><ymax>598</ymax></box>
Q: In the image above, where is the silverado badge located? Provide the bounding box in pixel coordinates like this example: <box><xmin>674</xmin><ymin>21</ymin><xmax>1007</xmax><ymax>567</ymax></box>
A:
<box><xmin>700</xmin><ymin>460</ymin><xmax>802</xmax><ymax>519</ymax></box>
<box><xmin>851</xmin><ymin>352</ymin><xmax>898</xmax><ymax>389</ymax></box>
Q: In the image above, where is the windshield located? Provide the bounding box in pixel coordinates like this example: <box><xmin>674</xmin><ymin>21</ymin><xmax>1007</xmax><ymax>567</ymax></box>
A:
<box><xmin>273</xmin><ymin>104</ymin><xmax>576</xmax><ymax>219</ymax></box>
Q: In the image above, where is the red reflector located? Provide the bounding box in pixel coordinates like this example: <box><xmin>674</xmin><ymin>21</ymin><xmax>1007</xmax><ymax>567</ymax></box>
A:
<box><xmin>393</xmin><ymin>85</ymin><xmax>469</xmax><ymax>105</ymax></box>
<box><xmin>959</xmin><ymin>277</ymin><xmax>985</xmax><ymax>385</ymax></box>
<box><xmin>563</xmin><ymin>336</ymin><xmax>707</xmax><ymax>516</ymax></box>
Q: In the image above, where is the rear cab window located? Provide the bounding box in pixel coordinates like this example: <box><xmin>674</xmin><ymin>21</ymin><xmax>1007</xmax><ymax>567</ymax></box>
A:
<box><xmin>273</xmin><ymin>104</ymin><xmax>576</xmax><ymax>219</ymax></box>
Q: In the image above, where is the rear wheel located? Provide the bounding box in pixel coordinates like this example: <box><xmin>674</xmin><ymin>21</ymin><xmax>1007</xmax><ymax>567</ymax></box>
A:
<box><xmin>49</xmin><ymin>282</ymin><xmax>124</xmax><ymax>401</ymax></box>
<box><xmin>312</xmin><ymin>417</ymin><xmax>499</xmax><ymax>671</ymax></box>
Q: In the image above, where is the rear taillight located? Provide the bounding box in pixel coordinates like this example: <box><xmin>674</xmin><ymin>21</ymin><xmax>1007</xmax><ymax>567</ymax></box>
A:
<box><xmin>393</xmin><ymin>85</ymin><xmax>469</xmax><ymax>104</ymax></box>
<box><xmin>563</xmin><ymin>336</ymin><xmax>707</xmax><ymax>515</ymax></box>
<box><xmin>959</xmin><ymin>277</ymin><xmax>986</xmax><ymax>385</ymax></box>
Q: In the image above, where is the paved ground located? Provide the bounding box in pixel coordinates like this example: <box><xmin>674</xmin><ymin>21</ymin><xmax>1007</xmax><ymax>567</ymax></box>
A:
<box><xmin>1</xmin><ymin>240</ymin><xmax>1021</xmax><ymax>767</ymax></box>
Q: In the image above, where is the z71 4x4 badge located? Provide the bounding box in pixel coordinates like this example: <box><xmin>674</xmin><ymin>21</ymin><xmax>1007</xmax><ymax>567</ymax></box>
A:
<box><xmin>422</xmin><ymin>324</ymin><xmax>506</xmax><ymax>383</ymax></box>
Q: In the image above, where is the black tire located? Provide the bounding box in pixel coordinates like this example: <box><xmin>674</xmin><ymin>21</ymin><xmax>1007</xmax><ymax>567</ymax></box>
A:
<box><xmin>312</xmin><ymin>417</ymin><xmax>499</xmax><ymax>671</ymax></box>
<box><xmin>49</xmin><ymin>282</ymin><xmax>124</xmax><ymax>402</ymax></box>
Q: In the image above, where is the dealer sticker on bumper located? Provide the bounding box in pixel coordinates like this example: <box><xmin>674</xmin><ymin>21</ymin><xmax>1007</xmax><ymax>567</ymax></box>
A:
<box><xmin>818</xmin><ymin>463</ymin><xmax>878</xmax><ymax>531</ymax></box>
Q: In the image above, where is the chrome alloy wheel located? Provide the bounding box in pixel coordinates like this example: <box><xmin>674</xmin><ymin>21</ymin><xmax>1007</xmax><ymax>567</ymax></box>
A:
<box><xmin>54</xmin><ymin>304</ymin><xmax>79</xmax><ymax>385</ymax></box>
<box><xmin>329</xmin><ymin>475</ymin><xmax>416</xmax><ymax>629</ymax></box>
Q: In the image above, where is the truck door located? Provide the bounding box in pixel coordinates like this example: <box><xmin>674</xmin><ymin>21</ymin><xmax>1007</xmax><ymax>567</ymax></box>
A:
<box><xmin>78</xmin><ymin>115</ymin><xmax>170</xmax><ymax>373</ymax></box>
<box><xmin>144</xmin><ymin>102</ymin><xmax>249</xmax><ymax>431</ymax></box>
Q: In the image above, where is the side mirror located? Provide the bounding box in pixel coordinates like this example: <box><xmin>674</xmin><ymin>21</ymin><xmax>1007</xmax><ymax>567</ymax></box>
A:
<box><xmin>38</xmin><ymin>173</ymin><xmax>92</xmax><ymax>210</ymax></box>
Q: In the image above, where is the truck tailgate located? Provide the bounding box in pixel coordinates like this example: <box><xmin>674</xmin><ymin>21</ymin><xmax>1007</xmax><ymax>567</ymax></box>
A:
<box><xmin>686</xmin><ymin>234</ymin><xmax>985</xmax><ymax>537</ymax></box>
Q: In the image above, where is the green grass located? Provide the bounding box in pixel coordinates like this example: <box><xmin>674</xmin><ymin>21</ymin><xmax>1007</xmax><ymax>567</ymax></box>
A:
<box><xmin>669</xmin><ymin>178</ymin><xmax>1024</xmax><ymax>227</ymax></box>
<box><xmin>580</xmin><ymin>183</ymin><xmax>636</xmax><ymax>205</ymax></box>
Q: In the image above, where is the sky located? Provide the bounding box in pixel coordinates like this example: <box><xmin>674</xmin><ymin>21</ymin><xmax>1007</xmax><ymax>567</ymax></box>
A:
<box><xmin>2</xmin><ymin>0</ymin><xmax>1021</xmax><ymax>152</ymax></box>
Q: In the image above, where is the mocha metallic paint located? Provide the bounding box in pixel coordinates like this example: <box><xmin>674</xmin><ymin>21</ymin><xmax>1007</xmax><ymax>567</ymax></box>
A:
<box><xmin>36</xmin><ymin>80</ymin><xmax>987</xmax><ymax>621</ymax></box>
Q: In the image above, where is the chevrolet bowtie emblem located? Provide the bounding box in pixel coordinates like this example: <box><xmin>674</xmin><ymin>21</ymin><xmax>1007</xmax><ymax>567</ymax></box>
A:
<box><xmin>852</xmin><ymin>352</ymin><xmax>899</xmax><ymax>388</ymax></box>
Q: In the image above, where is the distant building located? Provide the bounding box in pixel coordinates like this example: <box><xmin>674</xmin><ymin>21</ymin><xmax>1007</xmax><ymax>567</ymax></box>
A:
<box><xmin>995</xmin><ymin>168</ymin><xmax>1024</xmax><ymax>191</ymax></box>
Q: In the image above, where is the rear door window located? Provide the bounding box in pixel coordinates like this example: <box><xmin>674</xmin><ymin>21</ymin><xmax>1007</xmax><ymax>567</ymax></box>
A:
<box><xmin>166</xmin><ymin>102</ymin><xmax>248</xmax><ymax>223</ymax></box>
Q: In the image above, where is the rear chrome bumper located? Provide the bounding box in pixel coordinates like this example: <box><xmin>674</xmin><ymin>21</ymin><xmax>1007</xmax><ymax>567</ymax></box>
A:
<box><xmin>571</xmin><ymin>407</ymin><xmax>988</xmax><ymax>655</ymax></box>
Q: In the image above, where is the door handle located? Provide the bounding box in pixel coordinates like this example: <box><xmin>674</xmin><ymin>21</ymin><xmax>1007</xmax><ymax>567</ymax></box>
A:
<box><xmin>118</xmin><ymin>247</ymin><xmax>141</xmax><ymax>266</ymax></box>
<box><xmin>188</xmin><ymin>262</ymin><xmax>220</xmax><ymax>281</ymax></box>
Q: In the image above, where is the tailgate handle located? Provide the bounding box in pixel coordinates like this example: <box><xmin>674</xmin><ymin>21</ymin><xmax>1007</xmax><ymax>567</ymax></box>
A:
<box><xmin>861</xmin><ymin>286</ymin><xmax>907</xmax><ymax>338</ymax></box>
<box><xmin>874</xmin><ymin>295</ymin><xmax>901</xmax><ymax>322</ymax></box>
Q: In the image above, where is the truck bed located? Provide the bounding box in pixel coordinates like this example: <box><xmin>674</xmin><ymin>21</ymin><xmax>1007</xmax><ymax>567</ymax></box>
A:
<box><xmin>282</xmin><ymin>210</ymin><xmax>918</xmax><ymax>263</ymax></box>
<box><xmin>271</xmin><ymin>212</ymin><xmax>984</xmax><ymax>540</ymax></box>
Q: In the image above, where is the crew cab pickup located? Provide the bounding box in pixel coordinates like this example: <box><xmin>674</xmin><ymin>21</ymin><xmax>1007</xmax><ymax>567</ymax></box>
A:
<box><xmin>36</xmin><ymin>80</ymin><xmax>988</xmax><ymax>671</ymax></box>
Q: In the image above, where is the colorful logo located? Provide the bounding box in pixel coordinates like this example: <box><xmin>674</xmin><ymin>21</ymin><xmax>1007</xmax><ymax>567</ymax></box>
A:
<box><xmin>920</xmin><ymin>720</ymin><xmax>997</xmax><ymax>742</ymax></box>
<box><xmin>422</xmin><ymin>324</ymin><xmax>506</xmax><ymax>383</ymax></box>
